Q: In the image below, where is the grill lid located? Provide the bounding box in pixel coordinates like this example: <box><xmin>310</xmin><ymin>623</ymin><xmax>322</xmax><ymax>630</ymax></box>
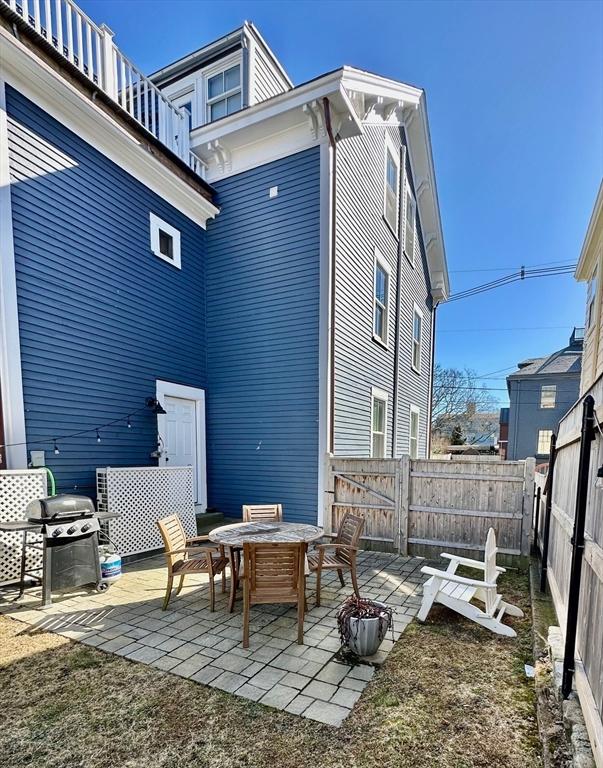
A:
<box><xmin>26</xmin><ymin>494</ymin><xmax>96</xmax><ymax>523</ymax></box>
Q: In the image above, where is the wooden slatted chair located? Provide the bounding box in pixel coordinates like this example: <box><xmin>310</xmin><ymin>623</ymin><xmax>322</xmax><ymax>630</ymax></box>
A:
<box><xmin>307</xmin><ymin>512</ymin><xmax>365</xmax><ymax>606</ymax></box>
<box><xmin>157</xmin><ymin>514</ymin><xmax>229</xmax><ymax>612</ymax></box>
<box><xmin>417</xmin><ymin>527</ymin><xmax>524</xmax><ymax>637</ymax></box>
<box><xmin>242</xmin><ymin>504</ymin><xmax>283</xmax><ymax>523</ymax></box>
<box><xmin>242</xmin><ymin>542</ymin><xmax>306</xmax><ymax>648</ymax></box>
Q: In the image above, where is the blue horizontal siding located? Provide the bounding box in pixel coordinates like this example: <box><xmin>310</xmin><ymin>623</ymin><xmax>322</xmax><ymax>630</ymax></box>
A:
<box><xmin>205</xmin><ymin>148</ymin><xmax>320</xmax><ymax>523</ymax></box>
<box><xmin>6</xmin><ymin>86</ymin><xmax>208</xmax><ymax>495</ymax></box>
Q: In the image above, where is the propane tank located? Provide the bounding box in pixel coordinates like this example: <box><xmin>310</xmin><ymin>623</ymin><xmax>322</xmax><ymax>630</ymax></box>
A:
<box><xmin>99</xmin><ymin>545</ymin><xmax>122</xmax><ymax>584</ymax></box>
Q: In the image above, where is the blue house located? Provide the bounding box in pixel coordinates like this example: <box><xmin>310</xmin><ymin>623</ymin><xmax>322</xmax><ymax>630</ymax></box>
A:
<box><xmin>506</xmin><ymin>329</ymin><xmax>583</xmax><ymax>461</ymax></box>
<box><xmin>0</xmin><ymin>5</ymin><xmax>449</xmax><ymax>526</ymax></box>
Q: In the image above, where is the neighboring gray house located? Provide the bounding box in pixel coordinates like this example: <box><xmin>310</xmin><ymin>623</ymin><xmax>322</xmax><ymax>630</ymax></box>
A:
<box><xmin>506</xmin><ymin>329</ymin><xmax>584</xmax><ymax>461</ymax></box>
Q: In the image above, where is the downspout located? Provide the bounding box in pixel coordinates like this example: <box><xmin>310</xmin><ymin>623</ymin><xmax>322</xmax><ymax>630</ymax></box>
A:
<box><xmin>391</xmin><ymin>246</ymin><xmax>402</xmax><ymax>457</ymax></box>
<box><xmin>322</xmin><ymin>97</ymin><xmax>337</xmax><ymax>454</ymax></box>
<box><xmin>562</xmin><ymin>394</ymin><xmax>595</xmax><ymax>698</ymax></box>
<box><xmin>427</xmin><ymin>301</ymin><xmax>438</xmax><ymax>457</ymax></box>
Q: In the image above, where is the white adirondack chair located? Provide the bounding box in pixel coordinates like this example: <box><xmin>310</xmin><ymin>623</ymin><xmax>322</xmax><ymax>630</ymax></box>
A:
<box><xmin>417</xmin><ymin>528</ymin><xmax>523</xmax><ymax>637</ymax></box>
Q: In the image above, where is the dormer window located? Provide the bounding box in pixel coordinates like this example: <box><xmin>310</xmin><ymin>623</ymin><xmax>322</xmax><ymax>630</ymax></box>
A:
<box><xmin>207</xmin><ymin>65</ymin><xmax>242</xmax><ymax>121</ymax></box>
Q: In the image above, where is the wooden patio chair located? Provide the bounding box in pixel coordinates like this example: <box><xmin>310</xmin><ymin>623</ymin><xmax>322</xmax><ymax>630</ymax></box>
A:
<box><xmin>307</xmin><ymin>512</ymin><xmax>365</xmax><ymax>606</ymax></box>
<box><xmin>242</xmin><ymin>541</ymin><xmax>306</xmax><ymax>648</ymax></box>
<box><xmin>242</xmin><ymin>504</ymin><xmax>283</xmax><ymax>523</ymax></box>
<box><xmin>417</xmin><ymin>527</ymin><xmax>524</xmax><ymax>637</ymax></box>
<box><xmin>157</xmin><ymin>514</ymin><xmax>229</xmax><ymax>612</ymax></box>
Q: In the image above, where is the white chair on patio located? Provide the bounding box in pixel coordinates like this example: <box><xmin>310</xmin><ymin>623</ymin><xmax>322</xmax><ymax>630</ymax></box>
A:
<box><xmin>417</xmin><ymin>528</ymin><xmax>524</xmax><ymax>638</ymax></box>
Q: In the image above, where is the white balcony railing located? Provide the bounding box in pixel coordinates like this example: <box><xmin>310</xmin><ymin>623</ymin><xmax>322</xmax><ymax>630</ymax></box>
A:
<box><xmin>3</xmin><ymin>0</ymin><xmax>198</xmax><ymax>174</ymax></box>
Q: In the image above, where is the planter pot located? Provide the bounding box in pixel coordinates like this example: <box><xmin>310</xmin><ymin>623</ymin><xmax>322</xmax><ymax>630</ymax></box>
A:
<box><xmin>345</xmin><ymin>601</ymin><xmax>391</xmax><ymax>657</ymax></box>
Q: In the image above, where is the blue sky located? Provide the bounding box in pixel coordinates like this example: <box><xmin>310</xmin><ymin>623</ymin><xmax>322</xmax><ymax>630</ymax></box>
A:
<box><xmin>82</xmin><ymin>0</ymin><xmax>603</xmax><ymax>406</ymax></box>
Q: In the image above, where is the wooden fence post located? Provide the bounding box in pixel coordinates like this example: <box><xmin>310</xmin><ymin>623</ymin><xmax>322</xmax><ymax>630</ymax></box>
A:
<box><xmin>522</xmin><ymin>457</ymin><xmax>536</xmax><ymax>566</ymax></box>
<box><xmin>323</xmin><ymin>454</ymin><xmax>334</xmax><ymax>535</ymax></box>
<box><xmin>398</xmin><ymin>454</ymin><xmax>410</xmax><ymax>555</ymax></box>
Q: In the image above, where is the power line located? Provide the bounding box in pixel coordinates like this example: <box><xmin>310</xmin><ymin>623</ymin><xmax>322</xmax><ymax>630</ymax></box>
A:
<box><xmin>438</xmin><ymin>325</ymin><xmax>572</xmax><ymax>333</ymax></box>
<box><xmin>450</xmin><ymin>259</ymin><xmax>577</xmax><ymax>274</ymax></box>
<box><xmin>447</xmin><ymin>264</ymin><xmax>577</xmax><ymax>303</ymax></box>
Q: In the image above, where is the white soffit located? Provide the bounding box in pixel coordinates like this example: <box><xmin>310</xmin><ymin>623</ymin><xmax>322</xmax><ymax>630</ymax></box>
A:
<box><xmin>575</xmin><ymin>180</ymin><xmax>603</xmax><ymax>281</ymax></box>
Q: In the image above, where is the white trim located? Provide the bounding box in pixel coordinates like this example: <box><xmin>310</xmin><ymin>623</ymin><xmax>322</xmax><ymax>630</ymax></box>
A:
<box><xmin>412</xmin><ymin>303</ymin><xmax>423</xmax><ymax>374</ymax></box>
<box><xmin>370</xmin><ymin>387</ymin><xmax>389</xmax><ymax>458</ymax></box>
<box><xmin>155</xmin><ymin>380</ymin><xmax>207</xmax><ymax>510</ymax></box>
<box><xmin>317</xmin><ymin>141</ymin><xmax>333</xmax><ymax>526</ymax></box>
<box><xmin>409</xmin><ymin>404</ymin><xmax>420</xmax><ymax>459</ymax></box>
<box><xmin>404</xmin><ymin>175</ymin><xmax>416</xmax><ymax>266</ymax></box>
<box><xmin>373</xmin><ymin>247</ymin><xmax>391</xmax><ymax>348</ymax></box>
<box><xmin>150</xmin><ymin>212</ymin><xmax>181</xmax><ymax>269</ymax></box>
<box><xmin>383</xmin><ymin>132</ymin><xmax>400</xmax><ymax>235</ymax></box>
<box><xmin>0</xmin><ymin>77</ymin><xmax>27</xmax><ymax>469</ymax></box>
<box><xmin>0</xmin><ymin>27</ymin><xmax>218</xmax><ymax>229</ymax></box>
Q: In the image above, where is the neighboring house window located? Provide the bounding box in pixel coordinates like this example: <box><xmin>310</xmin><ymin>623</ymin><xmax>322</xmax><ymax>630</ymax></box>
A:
<box><xmin>537</xmin><ymin>429</ymin><xmax>553</xmax><ymax>455</ymax></box>
<box><xmin>207</xmin><ymin>64</ymin><xmax>242</xmax><ymax>121</ymax></box>
<box><xmin>409</xmin><ymin>405</ymin><xmax>420</xmax><ymax>459</ymax></box>
<box><xmin>373</xmin><ymin>251</ymin><xmax>390</xmax><ymax>345</ymax></box>
<box><xmin>371</xmin><ymin>388</ymin><xmax>388</xmax><ymax>458</ymax></box>
<box><xmin>540</xmin><ymin>385</ymin><xmax>557</xmax><ymax>409</ymax></box>
<box><xmin>383</xmin><ymin>137</ymin><xmax>400</xmax><ymax>233</ymax></box>
<box><xmin>586</xmin><ymin>268</ymin><xmax>598</xmax><ymax>329</ymax></box>
<box><xmin>150</xmin><ymin>213</ymin><xmax>181</xmax><ymax>269</ymax></box>
<box><xmin>404</xmin><ymin>182</ymin><xmax>416</xmax><ymax>264</ymax></box>
<box><xmin>412</xmin><ymin>305</ymin><xmax>423</xmax><ymax>372</ymax></box>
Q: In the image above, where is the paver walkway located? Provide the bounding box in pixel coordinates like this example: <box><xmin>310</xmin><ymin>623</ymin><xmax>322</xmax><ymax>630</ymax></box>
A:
<box><xmin>0</xmin><ymin>550</ymin><xmax>428</xmax><ymax>725</ymax></box>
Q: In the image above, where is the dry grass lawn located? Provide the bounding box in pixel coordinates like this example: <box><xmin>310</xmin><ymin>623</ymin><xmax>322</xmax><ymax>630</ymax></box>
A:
<box><xmin>0</xmin><ymin>571</ymin><xmax>542</xmax><ymax>768</ymax></box>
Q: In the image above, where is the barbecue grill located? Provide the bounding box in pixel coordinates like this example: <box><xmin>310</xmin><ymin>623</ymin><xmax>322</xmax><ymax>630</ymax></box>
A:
<box><xmin>0</xmin><ymin>494</ymin><xmax>119</xmax><ymax>606</ymax></box>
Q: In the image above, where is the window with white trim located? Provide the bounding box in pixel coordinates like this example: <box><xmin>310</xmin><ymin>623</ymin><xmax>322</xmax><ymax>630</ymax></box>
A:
<box><xmin>373</xmin><ymin>251</ymin><xmax>390</xmax><ymax>345</ymax></box>
<box><xmin>540</xmin><ymin>385</ymin><xmax>557</xmax><ymax>409</ymax></box>
<box><xmin>537</xmin><ymin>429</ymin><xmax>553</xmax><ymax>455</ymax></box>
<box><xmin>412</xmin><ymin>305</ymin><xmax>423</xmax><ymax>372</ymax></box>
<box><xmin>150</xmin><ymin>213</ymin><xmax>181</xmax><ymax>269</ymax></box>
<box><xmin>371</xmin><ymin>389</ymin><xmax>388</xmax><ymax>458</ymax></box>
<box><xmin>409</xmin><ymin>405</ymin><xmax>420</xmax><ymax>459</ymax></box>
<box><xmin>383</xmin><ymin>138</ymin><xmax>399</xmax><ymax>233</ymax></box>
<box><xmin>404</xmin><ymin>182</ymin><xmax>416</xmax><ymax>263</ymax></box>
<box><xmin>207</xmin><ymin>64</ymin><xmax>242</xmax><ymax>122</ymax></box>
<box><xmin>586</xmin><ymin>268</ymin><xmax>598</xmax><ymax>329</ymax></box>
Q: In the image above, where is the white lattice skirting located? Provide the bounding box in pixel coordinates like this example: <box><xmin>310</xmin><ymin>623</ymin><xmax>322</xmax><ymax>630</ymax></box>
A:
<box><xmin>97</xmin><ymin>466</ymin><xmax>196</xmax><ymax>557</ymax></box>
<box><xmin>0</xmin><ymin>469</ymin><xmax>48</xmax><ymax>585</ymax></box>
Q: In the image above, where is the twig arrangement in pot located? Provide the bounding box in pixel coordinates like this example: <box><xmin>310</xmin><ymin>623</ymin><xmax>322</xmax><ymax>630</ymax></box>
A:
<box><xmin>337</xmin><ymin>595</ymin><xmax>393</xmax><ymax>658</ymax></box>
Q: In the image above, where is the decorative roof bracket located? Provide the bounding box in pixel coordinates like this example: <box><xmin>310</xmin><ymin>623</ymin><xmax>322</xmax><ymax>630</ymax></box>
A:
<box><xmin>206</xmin><ymin>140</ymin><xmax>232</xmax><ymax>173</ymax></box>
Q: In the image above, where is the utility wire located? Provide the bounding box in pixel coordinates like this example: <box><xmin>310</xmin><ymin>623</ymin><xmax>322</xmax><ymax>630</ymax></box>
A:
<box><xmin>447</xmin><ymin>264</ymin><xmax>577</xmax><ymax>303</ymax></box>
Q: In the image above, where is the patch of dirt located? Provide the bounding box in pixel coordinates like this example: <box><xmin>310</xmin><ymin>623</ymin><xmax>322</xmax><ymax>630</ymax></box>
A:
<box><xmin>0</xmin><ymin>571</ymin><xmax>542</xmax><ymax>768</ymax></box>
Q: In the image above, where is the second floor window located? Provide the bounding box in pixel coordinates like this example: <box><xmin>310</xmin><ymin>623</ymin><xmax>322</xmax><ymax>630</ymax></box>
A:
<box><xmin>587</xmin><ymin>268</ymin><xmax>598</xmax><ymax>329</ymax></box>
<box><xmin>409</xmin><ymin>406</ymin><xmax>420</xmax><ymax>459</ymax></box>
<box><xmin>373</xmin><ymin>253</ymin><xmax>390</xmax><ymax>345</ymax></box>
<box><xmin>540</xmin><ymin>385</ymin><xmax>557</xmax><ymax>409</ymax></box>
<box><xmin>412</xmin><ymin>305</ymin><xmax>423</xmax><ymax>372</ymax></box>
<box><xmin>384</xmin><ymin>141</ymin><xmax>399</xmax><ymax>233</ymax></box>
<box><xmin>207</xmin><ymin>65</ymin><xmax>241</xmax><ymax>121</ymax></box>
<box><xmin>404</xmin><ymin>184</ymin><xmax>416</xmax><ymax>263</ymax></box>
<box><xmin>537</xmin><ymin>429</ymin><xmax>553</xmax><ymax>455</ymax></box>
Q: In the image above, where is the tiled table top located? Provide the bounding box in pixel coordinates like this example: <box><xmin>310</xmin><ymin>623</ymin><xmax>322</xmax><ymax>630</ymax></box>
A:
<box><xmin>0</xmin><ymin>549</ymin><xmax>429</xmax><ymax>726</ymax></box>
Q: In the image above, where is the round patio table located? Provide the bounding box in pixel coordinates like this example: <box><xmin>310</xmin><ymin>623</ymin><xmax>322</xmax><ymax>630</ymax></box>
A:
<box><xmin>209</xmin><ymin>521</ymin><xmax>323</xmax><ymax>612</ymax></box>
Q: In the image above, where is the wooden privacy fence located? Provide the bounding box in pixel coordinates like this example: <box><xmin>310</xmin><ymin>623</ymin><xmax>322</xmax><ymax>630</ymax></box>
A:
<box><xmin>324</xmin><ymin>456</ymin><xmax>535</xmax><ymax>567</ymax></box>
<box><xmin>536</xmin><ymin>386</ymin><xmax>603</xmax><ymax>766</ymax></box>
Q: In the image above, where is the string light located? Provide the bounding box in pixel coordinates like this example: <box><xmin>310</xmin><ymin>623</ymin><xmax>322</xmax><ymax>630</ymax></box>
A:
<box><xmin>53</xmin><ymin>440</ymin><xmax>60</xmax><ymax>455</ymax></box>
<box><xmin>127</xmin><ymin>415</ymin><xmax>132</xmax><ymax>429</ymax></box>
<box><xmin>96</xmin><ymin>429</ymin><xmax>101</xmax><ymax>443</ymax></box>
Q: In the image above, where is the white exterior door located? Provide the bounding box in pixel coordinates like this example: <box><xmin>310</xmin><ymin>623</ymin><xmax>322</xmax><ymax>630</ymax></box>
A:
<box><xmin>156</xmin><ymin>382</ymin><xmax>207</xmax><ymax>510</ymax></box>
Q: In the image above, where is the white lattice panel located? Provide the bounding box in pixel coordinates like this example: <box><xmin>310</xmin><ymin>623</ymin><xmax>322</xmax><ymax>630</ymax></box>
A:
<box><xmin>97</xmin><ymin>466</ymin><xmax>195</xmax><ymax>557</ymax></box>
<box><xmin>0</xmin><ymin>469</ymin><xmax>47</xmax><ymax>585</ymax></box>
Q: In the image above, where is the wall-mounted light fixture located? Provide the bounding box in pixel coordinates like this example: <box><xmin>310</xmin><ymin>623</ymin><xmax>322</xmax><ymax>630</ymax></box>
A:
<box><xmin>145</xmin><ymin>397</ymin><xmax>167</xmax><ymax>415</ymax></box>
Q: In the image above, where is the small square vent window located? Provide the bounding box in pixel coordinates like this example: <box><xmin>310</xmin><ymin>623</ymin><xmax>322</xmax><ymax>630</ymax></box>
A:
<box><xmin>150</xmin><ymin>213</ymin><xmax>181</xmax><ymax>269</ymax></box>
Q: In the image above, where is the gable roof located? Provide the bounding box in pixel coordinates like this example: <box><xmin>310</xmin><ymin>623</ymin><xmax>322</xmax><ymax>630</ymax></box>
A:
<box><xmin>507</xmin><ymin>344</ymin><xmax>582</xmax><ymax>380</ymax></box>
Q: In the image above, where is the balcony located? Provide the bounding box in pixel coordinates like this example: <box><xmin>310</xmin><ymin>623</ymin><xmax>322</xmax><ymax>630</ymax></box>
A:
<box><xmin>2</xmin><ymin>0</ymin><xmax>201</xmax><ymax>176</ymax></box>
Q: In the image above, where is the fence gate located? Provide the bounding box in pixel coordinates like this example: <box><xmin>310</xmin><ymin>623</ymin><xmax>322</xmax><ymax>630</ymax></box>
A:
<box><xmin>325</xmin><ymin>455</ymin><xmax>534</xmax><ymax>566</ymax></box>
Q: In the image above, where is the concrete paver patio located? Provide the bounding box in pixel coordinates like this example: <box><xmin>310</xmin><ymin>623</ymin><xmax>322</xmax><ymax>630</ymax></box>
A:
<box><xmin>0</xmin><ymin>549</ymin><xmax>429</xmax><ymax>726</ymax></box>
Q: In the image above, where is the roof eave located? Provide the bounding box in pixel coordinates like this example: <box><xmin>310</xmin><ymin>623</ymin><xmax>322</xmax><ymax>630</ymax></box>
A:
<box><xmin>576</xmin><ymin>179</ymin><xmax>603</xmax><ymax>281</ymax></box>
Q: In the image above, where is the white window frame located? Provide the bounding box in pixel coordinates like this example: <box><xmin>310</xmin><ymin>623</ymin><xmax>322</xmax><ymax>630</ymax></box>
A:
<box><xmin>204</xmin><ymin>55</ymin><xmax>242</xmax><ymax>123</ymax></box>
<box><xmin>404</xmin><ymin>177</ymin><xmax>416</xmax><ymax>265</ymax></box>
<box><xmin>373</xmin><ymin>249</ymin><xmax>391</xmax><ymax>347</ymax></box>
<box><xmin>537</xmin><ymin>429</ymin><xmax>553</xmax><ymax>455</ymax></box>
<box><xmin>383</xmin><ymin>134</ymin><xmax>400</xmax><ymax>235</ymax></box>
<box><xmin>370</xmin><ymin>387</ymin><xmax>388</xmax><ymax>458</ymax></box>
<box><xmin>170</xmin><ymin>87</ymin><xmax>195</xmax><ymax>132</ymax></box>
<box><xmin>409</xmin><ymin>405</ymin><xmax>420</xmax><ymax>459</ymax></box>
<box><xmin>540</xmin><ymin>384</ymin><xmax>557</xmax><ymax>409</ymax></box>
<box><xmin>411</xmin><ymin>303</ymin><xmax>423</xmax><ymax>373</ymax></box>
<box><xmin>150</xmin><ymin>212</ymin><xmax>181</xmax><ymax>269</ymax></box>
<box><xmin>586</xmin><ymin>267</ymin><xmax>598</xmax><ymax>330</ymax></box>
